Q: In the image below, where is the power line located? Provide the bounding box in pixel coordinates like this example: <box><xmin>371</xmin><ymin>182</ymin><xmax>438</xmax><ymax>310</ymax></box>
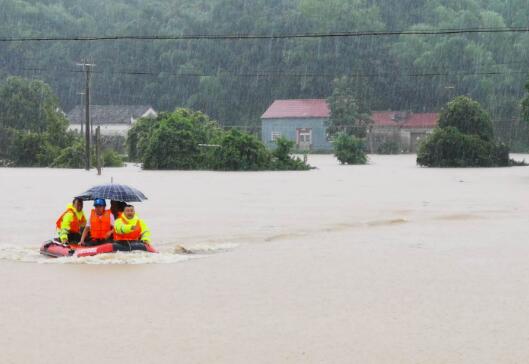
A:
<box><xmin>1</xmin><ymin>26</ymin><xmax>529</xmax><ymax>42</ymax></box>
<box><xmin>9</xmin><ymin>65</ymin><xmax>529</xmax><ymax>80</ymax></box>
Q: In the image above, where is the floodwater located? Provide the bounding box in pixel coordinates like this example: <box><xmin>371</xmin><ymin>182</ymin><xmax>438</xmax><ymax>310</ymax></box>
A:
<box><xmin>2</xmin><ymin>154</ymin><xmax>529</xmax><ymax>363</ymax></box>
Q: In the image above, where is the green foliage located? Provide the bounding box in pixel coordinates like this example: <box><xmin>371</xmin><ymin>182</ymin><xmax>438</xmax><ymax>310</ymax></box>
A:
<box><xmin>332</xmin><ymin>133</ymin><xmax>367</xmax><ymax>165</ymax></box>
<box><xmin>127</xmin><ymin>117</ymin><xmax>159</xmax><ymax>161</ymax></box>
<box><xmin>0</xmin><ymin>76</ymin><xmax>63</xmax><ymax>132</ymax></box>
<box><xmin>0</xmin><ymin>76</ymin><xmax>83</xmax><ymax>167</ymax></box>
<box><xmin>2</xmin><ymin>0</ymin><xmax>528</xmax><ymax>146</ymax></box>
<box><xmin>7</xmin><ymin>131</ymin><xmax>51</xmax><ymax>167</ymax></box>
<box><xmin>438</xmin><ymin>96</ymin><xmax>494</xmax><ymax>141</ymax></box>
<box><xmin>327</xmin><ymin>76</ymin><xmax>372</xmax><ymax>138</ymax></box>
<box><xmin>377</xmin><ymin>140</ymin><xmax>400</xmax><ymax>155</ymax></box>
<box><xmin>51</xmin><ymin>142</ymin><xmax>86</xmax><ymax>168</ymax></box>
<box><xmin>133</xmin><ymin>109</ymin><xmax>310</xmax><ymax>171</ymax></box>
<box><xmin>417</xmin><ymin>127</ymin><xmax>509</xmax><ymax>167</ymax></box>
<box><xmin>208</xmin><ymin>129</ymin><xmax>271</xmax><ymax>171</ymax></box>
<box><xmin>418</xmin><ymin>96</ymin><xmax>510</xmax><ymax>167</ymax></box>
<box><xmin>102</xmin><ymin>149</ymin><xmax>124</xmax><ymax>167</ymax></box>
<box><xmin>142</xmin><ymin>109</ymin><xmax>220</xmax><ymax>170</ymax></box>
<box><xmin>271</xmin><ymin>137</ymin><xmax>311</xmax><ymax>170</ymax></box>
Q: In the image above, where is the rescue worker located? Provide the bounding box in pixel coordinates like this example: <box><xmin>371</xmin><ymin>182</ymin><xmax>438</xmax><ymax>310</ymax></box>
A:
<box><xmin>114</xmin><ymin>204</ymin><xmax>151</xmax><ymax>244</ymax></box>
<box><xmin>79</xmin><ymin>198</ymin><xmax>115</xmax><ymax>246</ymax></box>
<box><xmin>56</xmin><ymin>197</ymin><xmax>87</xmax><ymax>244</ymax></box>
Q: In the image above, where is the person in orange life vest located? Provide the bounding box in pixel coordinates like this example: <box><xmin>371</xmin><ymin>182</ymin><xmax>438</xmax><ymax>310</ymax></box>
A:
<box><xmin>56</xmin><ymin>197</ymin><xmax>87</xmax><ymax>244</ymax></box>
<box><xmin>114</xmin><ymin>205</ymin><xmax>151</xmax><ymax>244</ymax></box>
<box><xmin>79</xmin><ymin>198</ymin><xmax>115</xmax><ymax>246</ymax></box>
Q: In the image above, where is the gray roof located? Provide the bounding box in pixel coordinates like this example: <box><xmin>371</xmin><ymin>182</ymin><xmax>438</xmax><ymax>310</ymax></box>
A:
<box><xmin>67</xmin><ymin>105</ymin><xmax>154</xmax><ymax>125</ymax></box>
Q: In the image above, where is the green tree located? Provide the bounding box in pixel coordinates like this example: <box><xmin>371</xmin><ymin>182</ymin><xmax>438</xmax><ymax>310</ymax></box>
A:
<box><xmin>327</xmin><ymin>76</ymin><xmax>372</xmax><ymax>138</ymax></box>
<box><xmin>438</xmin><ymin>96</ymin><xmax>494</xmax><ymax>141</ymax></box>
<box><xmin>417</xmin><ymin>96</ymin><xmax>510</xmax><ymax>167</ymax></box>
<box><xmin>0</xmin><ymin>76</ymin><xmax>77</xmax><ymax>166</ymax></box>
<box><xmin>208</xmin><ymin>129</ymin><xmax>272</xmax><ymax>171</ymax></box>
<box><xmin>332</xmin><ymin>133</ymin><xmax>367</xmax><ymax>165</ymax></box>
<box><xmin>142</xmin><ymin>109</ymin><xmax>221</xmax><ymax>170</ymax></box>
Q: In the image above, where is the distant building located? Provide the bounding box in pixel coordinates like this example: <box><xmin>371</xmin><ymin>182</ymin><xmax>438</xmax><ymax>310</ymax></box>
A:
<box><xmin>67</xmin><ymin>105</ymin><xmax>157</xmax><ymax>137</ymax></box>
<box><xmin>261</xmin><ymin>99</ymin><xmax>438</xmax><ymax>153</ymax></box>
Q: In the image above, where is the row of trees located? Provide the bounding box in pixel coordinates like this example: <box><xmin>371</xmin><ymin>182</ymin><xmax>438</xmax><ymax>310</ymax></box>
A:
<box><xmin>2</xmin><ymin>74</ymin><xmax>528</xmax><ymax>170</ymax></box>
<box><xmin>1</xmin><ymin>0</ymin><xmax>529</xmax><ymax>146</ymax></box>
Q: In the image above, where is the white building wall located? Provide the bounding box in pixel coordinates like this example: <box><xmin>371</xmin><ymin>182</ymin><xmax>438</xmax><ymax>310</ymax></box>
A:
<box><xmin>68</xmin><ymin>124</ymin><xmax>131</xmax><ymax>136</ymax></box>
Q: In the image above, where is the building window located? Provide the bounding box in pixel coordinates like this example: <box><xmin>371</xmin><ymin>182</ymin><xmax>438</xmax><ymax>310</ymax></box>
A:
<box><xmin>271</xmin><ymin>132</ymin><xmax>282</xmax><ymax>142</ymax></box>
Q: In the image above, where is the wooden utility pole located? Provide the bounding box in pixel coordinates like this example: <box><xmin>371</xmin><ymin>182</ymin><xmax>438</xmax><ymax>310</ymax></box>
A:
<box><xmin>77</xmin><ymin>92</ymin><xmax>85</xmax><ymax>135</ymax></box>
<box><xmin>77</xmin><ymin>62</ymin><xmax>95</xmax><ymax>170</ymax></box>
<box><xmin>95</xmin><ymin>126</ymin><xmax>102</xmax><ymax>175</ymax></box>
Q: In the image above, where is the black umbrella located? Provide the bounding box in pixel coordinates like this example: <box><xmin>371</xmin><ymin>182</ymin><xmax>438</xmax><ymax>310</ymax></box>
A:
<box><xmin>77</xmin><ymin>183</ymin><xmax>148</xmax><ymax>202</ymax></box>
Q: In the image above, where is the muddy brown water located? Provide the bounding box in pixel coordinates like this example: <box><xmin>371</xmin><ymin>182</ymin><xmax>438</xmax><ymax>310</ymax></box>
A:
<box><xmin>2</xmin><ymin>154</ymin><xmax>529</xmax><ymax>363</ymax></box>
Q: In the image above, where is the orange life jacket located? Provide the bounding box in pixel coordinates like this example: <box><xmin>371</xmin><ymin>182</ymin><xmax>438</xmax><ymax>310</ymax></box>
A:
<box><xmin>90</xmin><ymin>209</ymin><xmax>112</xmax><ymax>240</ymax></box>
<box><xmin>56</xmin><ymin>208</ymin><xmax>86</xmax><ymax>234</ymax></box>
<box><xmin>114</xmin><ymin>218</ymin><xmax>142</xmax><ymax>241</ymax></box>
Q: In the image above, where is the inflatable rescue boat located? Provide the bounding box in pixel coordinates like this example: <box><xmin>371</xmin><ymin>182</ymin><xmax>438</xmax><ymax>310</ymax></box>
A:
<box><xmin>40</xmin><ymin>240</ymin><xmax>158</xmax><ymax>258</ymax></box>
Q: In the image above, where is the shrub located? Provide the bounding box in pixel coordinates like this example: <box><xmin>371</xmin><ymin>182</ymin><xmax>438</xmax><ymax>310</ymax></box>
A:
<box><xmin>417</xmin><ymin>127</ymin><xmax>509</xmax><ymax>167</ymax></box>
<box><xmin>271</xmin><ymin>137</ymin><xmax>311</xmax><ymax>170</ymax></box>
<box><xmin>51</xmin><ymin>142</ymin><xmax>86</xmax><ymax>168</ymax></box>
<box><xmin>418</xmin><ymin>96</ymin><xmax>512</xmax><ymax>168</ymax></box>
<box><xmin>208</xmin><ymin>129</ymin><xmax>272</xmax><ymax>171</ymax></box>
<box><xmin>135</xmin><ymin>108</ymin><xmax>311</xmax><ymax>171</ymax></box>
<box><xmin>102</xmin><ymin>149</ymin><xmax>124</xmax><ymax>167</ymax></box>
<box><xmin>333</xmin><ymin>133</ymin><xmax>367</xmax><ymax>165</ymax></box>
<box><xmin>142</xmin><ymin>109</ymin><xmax>221</xmax><ymax>170</ymax></box>
<box><xmin>438</xmin><ymin>96</ymin><xmax>494</xmax><ymax>141</ymax></box>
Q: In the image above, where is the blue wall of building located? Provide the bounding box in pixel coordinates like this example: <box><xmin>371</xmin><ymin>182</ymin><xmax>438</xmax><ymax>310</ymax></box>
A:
<box><xmin>261</xmin><ymin>118</ymin><xmax>333</xmax><ymax>151</ymax></box>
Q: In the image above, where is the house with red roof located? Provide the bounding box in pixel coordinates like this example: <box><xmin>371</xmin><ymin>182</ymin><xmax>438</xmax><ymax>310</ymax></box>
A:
<box><xmin>261</xmin><ymin>99</ymin><xmax>439</xmax><ymax>152</ymax></box>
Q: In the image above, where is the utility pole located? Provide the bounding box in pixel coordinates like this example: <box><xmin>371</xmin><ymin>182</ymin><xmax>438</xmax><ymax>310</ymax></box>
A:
<box><xmin>77</xmin><ymin>62</ymin><xmax>95</xmax><ymax>170</ymax></box>
<box><xmin>95</xmin><ymin>126</ymin><xmax>102</xmax><ymax>175</ymax></box>
<box><xmin>77</xmin><ymin>92</ymin><xmax>85</xmax><ymax>135</ymax></box>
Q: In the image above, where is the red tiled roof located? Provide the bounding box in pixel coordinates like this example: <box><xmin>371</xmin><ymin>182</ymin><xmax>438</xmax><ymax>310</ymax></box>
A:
<box><xmin>261</xmin><ymin>99</ymin><xmax>330</xmax><ymax>119</ymax></box>
<box><xmin>371</xmin><ymin>112</ymin><xmax>439</xmax><ymax>128</ymax></box>
<box><xmin>262</xmin><ymin>99</ymin><xmax>439</xmax><ymax>128</ymax></box>
<box><xmin>371</xmin><ymin>112</ymin><xmax>400</xmax><ymax>127</ymax></box>
<box><xmin>401</xmin><ymin>113</ymin><xmax>439</xmax><ymax>128</ymax></box>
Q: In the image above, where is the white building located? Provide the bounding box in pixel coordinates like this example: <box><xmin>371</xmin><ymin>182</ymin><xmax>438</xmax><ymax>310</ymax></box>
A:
<box><xmin>67</xmin><ymin>105</ymin><xmax>157</xmax><ymax>137</ymax></box>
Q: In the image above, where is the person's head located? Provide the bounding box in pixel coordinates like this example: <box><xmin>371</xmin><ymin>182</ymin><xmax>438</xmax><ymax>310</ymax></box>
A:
<box><xmin>72</xmin><ymin>198</ymin><xmax>83</xmax><ymax>212</ymax></box>
<box><xmin>94</xmin><ymin>198</ymin><xmax>106</xmax><ymax>215</ymax></box>
<box><xmin>123</xmin><ymin>204</ymin><xmax>135</xmax><ymax>219</ymax></box>
<box><xmin>111</xmin><ymin>200</ymin><xmax>126</xmax><ymax>212</ymax></box>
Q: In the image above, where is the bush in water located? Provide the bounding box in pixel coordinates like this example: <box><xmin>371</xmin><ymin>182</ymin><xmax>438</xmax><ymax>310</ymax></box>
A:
<box><xmin>133</xmin><ymin>108</ymin><xmax>311</xmax><ymax>171</ymax></box>
<box><xmin>438</xmin><ymin>96</ymin><xmax>494</xmax><ymax>141</ymax></box>
<box><xmin>417</xmin><ymin>127</ymin><xmax>509</xmax><ymax>167</ymax></box>
<box><xmin>418</xmin><ymin>96</ymin><xmax>510</xmax><ymax>167</ymax></box>
<box><xmin>102</xmin><ymin>149</ymin><xmax>124</xmax><ymax>167</ymax></box>
<box><xmin>142</xmin><ymin>109</ymin><xmax>220</xmax><ymax>170</ymax></box>
<box><xmin>333</xmin><ymin>133</ymin><xmax>367</xmax><ymax>165</ymax></box>
<box><xmin>271</xmin><ymin>137</ymin><xmax>311</xmax><ymax>170</ymax></box>
<box><xmin>208</xmin><ymin>129</ymin><xmax>271</xmax><ymax>171</ymax></box>
<box><xmin>51</xmin><ymin>142</ymin><xmax>85</xmax><ymax>168</ymax></box>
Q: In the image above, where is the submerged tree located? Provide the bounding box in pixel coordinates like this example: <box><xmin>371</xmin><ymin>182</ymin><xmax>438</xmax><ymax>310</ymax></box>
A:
<box><xmin>332</xmin><ymin>133</ymin><xmax>367</xmax><ymax>165</ymax></box>
<box><xmin>133</xmin><ymin>108</ymin><xmax>311</xmax><ymax>171</ymax></box>
<box><xmin>417</xmin><ymin>96</ymin><xmax>510</xmax><ymax>167</ymax></box>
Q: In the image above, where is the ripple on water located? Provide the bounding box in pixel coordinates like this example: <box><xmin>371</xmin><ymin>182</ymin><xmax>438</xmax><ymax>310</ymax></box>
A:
<box><xmin>0</xmin><ymin>243</ymin><xmax>238</xmax><ymax>265</ymax></box>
